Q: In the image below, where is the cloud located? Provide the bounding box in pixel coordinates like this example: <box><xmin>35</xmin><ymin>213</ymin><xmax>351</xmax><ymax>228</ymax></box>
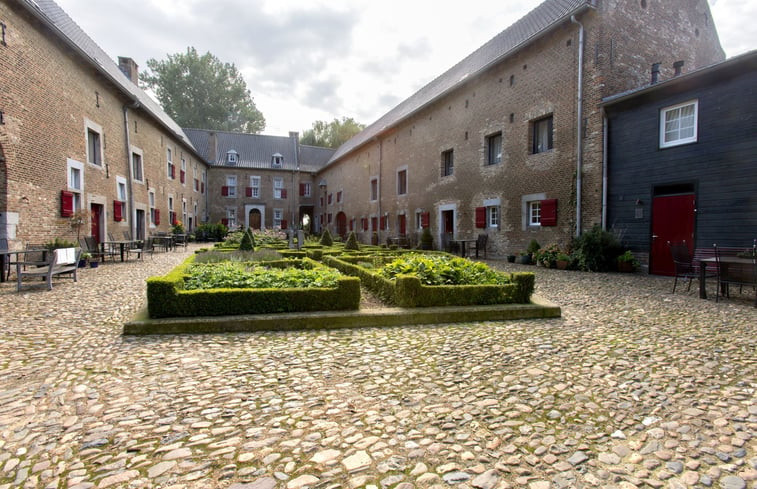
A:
<box><xmin>302</xmin><ymin>78</ymin><xmax>344</xmax><ymax>112</ymax></box>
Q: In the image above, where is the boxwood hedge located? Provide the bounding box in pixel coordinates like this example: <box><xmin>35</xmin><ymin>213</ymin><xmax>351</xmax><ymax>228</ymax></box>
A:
<box><xmin>147</xmin><ymin>255</ymin><xmax>360</xmax><ymax>318</ymax></box>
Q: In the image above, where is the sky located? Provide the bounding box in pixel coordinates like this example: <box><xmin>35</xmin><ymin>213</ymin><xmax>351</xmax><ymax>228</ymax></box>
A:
<box><xmin>55</xmin><ymin>0</ymin><xmax>756</xmax><ymax>137</ymax></box>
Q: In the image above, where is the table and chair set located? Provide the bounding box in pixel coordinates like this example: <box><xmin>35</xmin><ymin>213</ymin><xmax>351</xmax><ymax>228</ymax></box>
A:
<box><xmin>669</xmin><ymin>240</ymin><xmax>757</xmax><ymax>307</ymax></box>
<box><xmin>0</xmin><ymin>232</ymin><xmax>189</xmax><ymax>291</ymax></box>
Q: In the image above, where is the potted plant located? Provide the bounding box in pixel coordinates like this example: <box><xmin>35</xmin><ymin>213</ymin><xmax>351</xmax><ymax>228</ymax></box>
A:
<box><xmin>616</xmin><ymin>250</ymin><xmax>638</xmax><ymax>272</ymax></box>
<box><xmin>518</xmin><ymin>252</ymin><xmax>532</xmax><ymax>265</ymax></box>
<box><xmin>556</xmin><ymin>252</ymin><xmax>571</xmax><ymax>270</ymax></box>
<box><xmin>537</xmin><ymin>243</ymin><xmax>560</xmax><ymax>268</ymax></box>
<box><xmin>525</xmin><ymin>239</ymin><xmax>541</xmax><ymax>264</ymax></box>
<box><xmin>78</xmin><ymin>252</ymin><xmax>91</xmax><ymax>268</ymax></box>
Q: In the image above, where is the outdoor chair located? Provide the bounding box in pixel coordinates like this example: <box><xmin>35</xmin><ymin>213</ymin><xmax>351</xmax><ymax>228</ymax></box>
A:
<box><xmin>714</xmin><ymin>244</ymin><xmax>757</xmax><ymax>306</ymax></box>
<box><xmin>668</xmin><ymin>241</ymin><xmax>713</xmax><ymax>293</ymax></box>
<box><xmin>472</xmin><ymin>234</ymin><xmax>488</xmax><ymax>259</ymax></box>
<box><xmin>85</xmin><ymin>236</ymin><xmax>114</xmax><ymax>262</ymax></box>
<box><xmin>107</xmin><ymin>232</ymin><xmax>116</xmax><ymax>242</ymax></box>
<box><xmin>17</xmin><ymin>247</ymin><xmax>81</xmax><ymax>291</ymax></box>
<box><xmin>123</xmin><ymin>231</ymin><xmax>133</xmax><ymax>240</ymax></box>
<box><xmin>127</xmin><ymin>237</ymin><xmax>153</xmax><ymax>261</ymax></box>
<box><xmin>0</xmin><ymin>238</ymin><xmax>9</xmax><ymax>281</ymax></box>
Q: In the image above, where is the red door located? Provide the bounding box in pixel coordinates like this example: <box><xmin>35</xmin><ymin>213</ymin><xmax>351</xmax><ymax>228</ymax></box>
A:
<box><xmin>650</xmin><ymin>194</ymin><xmax>695</xmax><ymax>275</ymax></box>
<box><xmin>398</xmin><ymin>214</ymin><xmax>406</xmax><ymax>235</ymax></box>
<box><xmin>90</xmin><ymin>203</ymin><xmax>103</xmax><ymax>244</ymax></box>
<box><xmin>336</xmin><ymin>212</ymin><xmax>347</xmax><ymax>238</ymax></box>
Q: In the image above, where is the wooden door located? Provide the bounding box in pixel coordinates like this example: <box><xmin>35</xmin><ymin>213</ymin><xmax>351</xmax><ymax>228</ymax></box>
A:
<box><xmin>398</xmin><ymin>214</ymin><xmax>406</xmax><ymax>235</ymax></box>
<box><xmin>90</xmin><ymin>203</ymin><xmax>103</xmax><ymax>244</ymax></box>
<box><xmin>249</xmin><ymin>209</ymin><xmax>261</xmax><ymax>230</ymax></box>
<box><xmin>650</xmin><ymin>194</ymin><xmax>695</xmax><ymax>275</ymax></box>
<box><xmin>336</xmin><ymin>212</ymin><xmax>347</xmax><ymax>238</ymax></box>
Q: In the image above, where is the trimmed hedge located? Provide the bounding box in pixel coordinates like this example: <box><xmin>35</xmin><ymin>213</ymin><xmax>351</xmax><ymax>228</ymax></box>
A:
<box><xmin>323</xmin><ymin>255</ymin><xmax>534</xmax><ymax>307</ymax></box>
<box><xmin>147</xmin><ymin>255</ymin><xmax>360</xmax><ymax>318</ymax></box>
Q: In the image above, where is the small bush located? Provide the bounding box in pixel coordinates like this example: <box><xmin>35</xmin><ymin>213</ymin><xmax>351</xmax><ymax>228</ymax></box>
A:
<box><xmin>527</xmin><ymin>239</ymin><xmax>541</xmax><ymax>255</ymax></box>
<box><xmin>420</xmin><ymin>227</ymin><xmax>433</xmax><ymax>250</ymax></box>
<box><xmin>378</xmin><ymin>254</ymin><xmax>510</xmax><ymax>286</ymax></box>
<box><xmin>571</xmin><ymin>225</ymin><xmax>623</xmax><ymax>272</ymax></box>
<box><xmin>45</xmin><ymin>237</ymin><xmax>78</xmax><ymax>250</ymax></box>
<box><xmin>320</xmin><ymin>229</ymin><xmax>334</xmax><ymax>246</ymax></box>
<box><xmin>344</xmin><ymin>231</ymin><xmax>360</xmax><ymax>251</ymax></box>
<box><xmin>239</xmin><ymin>229</ymin><xmax>255</xmax><ymax>251</ymax></box>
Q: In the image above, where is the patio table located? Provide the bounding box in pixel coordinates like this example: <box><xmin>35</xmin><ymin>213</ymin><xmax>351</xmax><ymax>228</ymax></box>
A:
<box><xmin>698</xmin><ymin>256</ymin><xmax>755</xmax><ymax>299</ymax></box>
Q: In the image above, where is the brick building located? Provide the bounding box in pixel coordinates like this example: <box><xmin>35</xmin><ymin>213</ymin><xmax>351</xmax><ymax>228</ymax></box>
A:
<box><xmin>0</xmin><ymin>0</ymin><xmax>209</xmax><ymax>249</ymax></box>
<box><xmin>184</xmin><ymin>129</ymin><xmax>334</xmax><ymax>231</ymax></box>
<box><xmin>314</xmin><ymin>0</ymin><xmax>724</xmax><ymax>255</ymax></box>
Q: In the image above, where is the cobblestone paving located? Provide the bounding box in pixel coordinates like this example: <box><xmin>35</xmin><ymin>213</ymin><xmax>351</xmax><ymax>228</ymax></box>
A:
<box><xmin>0</xmin><ymin>247</ymin><xmax>755</xmax><ymax>489</ymax></box>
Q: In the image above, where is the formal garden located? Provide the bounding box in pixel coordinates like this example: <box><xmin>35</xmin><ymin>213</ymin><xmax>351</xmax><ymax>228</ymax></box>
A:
<box><xmin>126</xmin><ymin>229</ymin><xmax>558</xmax><ymax>334</ymax></box>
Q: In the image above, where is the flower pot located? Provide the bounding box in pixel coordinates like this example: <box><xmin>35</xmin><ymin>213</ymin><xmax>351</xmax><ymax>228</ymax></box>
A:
<box><xmin>78</xmin><ymin>259</ymin><xmax>87</xmax><ymax>268</ymax></box>
<box><xmin>507</xmin><ymin>255</ymin><xmax>516</xmax><ymax>263</ymax></box>
<box><xmin>89</xmin><ymin>261</ymin><xmax>99</xmax><ymax>268</ymax></box>
<box><xmin>518</xmin><ymin>254</ymin><xmax>532</xmax><ymax>265</ymax></box>
<box><xmin>556</xmin><ymin>260</ymin><xmax>569</xmax><ymax>270</ymax></box>
<box><xmin>617</xmin><ymin>260</ymin><xmax>634</xmax><ymax>273</ymax></box>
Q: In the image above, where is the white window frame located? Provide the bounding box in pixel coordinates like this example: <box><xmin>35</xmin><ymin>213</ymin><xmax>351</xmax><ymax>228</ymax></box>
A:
<box><xmin>84</xmin><ymin>119</ymin><xmax>104</xmax><ymax>168</ymax></box>
<box><xmin>397</xmin><ymin>166</ymin><xmax>408</xmax><ymax>196</ymax></box>
<box><xmin>274</xmin><ymin>177</ymin><xmax>284</xmax><ymax>199</ymax></box>
<box><xmin>302</xmin><ymin>182</ymin><xmax>312</xmax><ymax>197</ymax></box>
<box><xmin>529</xmin><ymin>201</ymin><xmax>541</xmax><ymax>227</ymax></box>
<box><xmin>67</xmin><ymin>158</ymin><xmax>84</xmax><ymax>212</ymax></box>
<box><xmin>148</xmin><ymin>189</ymin><xmax>157</xmax><ymax>227</ymax></box>
<box><xmin>226</xmin><ymin>207</ymin><xmax>237</xmax><ymax>229</ymax></box>
<box><xmin>273</xmin><ymin>208</ymin><xmax>283</xmax><ymax>228</ymax></box>
<box><xmin>182</xmin><ymin>199</ymin><xmax>188</xmax><ymax>225</ymax></box>
<box><xmin>484</xmin><ymin>198</ymin><xmax>500</xmax><ymax>229</ymax></box>
<box><xmin>370</xmin><ymin>177</ymin><xmax>379</xmax><ymax>201</ymax></box>
<box><xmin>250</xmin><ymin>176</ymin><xmax>261</xmax><ymax>198</ymax></box>
<box><xmin>226</xmin><ymin>175</ymin><xmax>237</xmax><ymax>198</ymax></box>
<box><xmin>131</xmin><ymin>146</ymin><xmax>144</xmax><ymax>183</ymax></box>
<box><xmin>166</xmin><ymin>148</ymin><xmax>173</xmax><ymax>179</ymax></box>
<box><xmin>660</xmin><ymin>99</ymin><xmax>698</xmax><ymax>148</ymax></box>
<box><xmin>116</xmin><ymin>176</ymin><xmax>128</xmax><ymax>203</ymax></box>
<box><xmin>415</xmin><ymin>210</ymin><xmax>423</xmax><ymax>231</ymax></box>
<box><xmin>271</xmin><ymin>155</ymin><xmax>283</xmax><ymax>168</ymax></box>
<box><xmin>181</xmin><ymin>157</ymin><xmax>187</xmax><ymax>185</ymax></box>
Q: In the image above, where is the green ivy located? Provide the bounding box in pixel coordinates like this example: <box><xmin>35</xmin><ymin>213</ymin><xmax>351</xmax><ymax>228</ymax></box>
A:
<box><xmin>378</xmin><ymin>254</ymin><xmax>510</xmax><ymax>286</ymax></box>
<box><xmin>184</xmin><ymin>262</ymin><xmax>342</xmax><ymax>290</ymax></box>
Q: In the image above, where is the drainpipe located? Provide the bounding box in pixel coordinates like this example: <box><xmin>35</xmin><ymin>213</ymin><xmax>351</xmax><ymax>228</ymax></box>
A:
<box><xmin>374</xmin><ymin>137</ymin><xmax>382</xmax><ymax>237</ymax></box>
<box><xmin>601</xmin><ymin>107</ymin><xmax>608</xmax><ymax>230</ymax></box>
<box><xmin>122</xmin><ymin>102</ymin><xmax>140</xmax><ymax>239</ymax></box>
<box><xmin>571</xmin><ymin>15</ymin><xmax>584</xmax><ymax>237</ymax></box>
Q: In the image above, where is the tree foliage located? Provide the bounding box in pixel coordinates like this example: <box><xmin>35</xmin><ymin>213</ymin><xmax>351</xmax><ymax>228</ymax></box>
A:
<box><xmin>140</xmin><ymin>47</ymin><xmax>265</xmax><ymax>133</ymax></box>
<box><xmin>301</xmin><ymin>117</ymin><xmax>365</xmax><ymax>148</ymax></box>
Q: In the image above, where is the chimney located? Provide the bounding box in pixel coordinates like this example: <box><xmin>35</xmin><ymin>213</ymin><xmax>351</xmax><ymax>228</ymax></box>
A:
<box><xmin>673</xmin><ymin>60</ymin><xmax>685</xmax><ymax>76</ymax></box>
<box><xmin>208</xmin><ymin>132</ymin><xmax>218</xmax><ymax>163</ymax></box>
<box><xmin>118</xmin><ymin>57</ymin><xmax>139</xmax><ymax>85</ymax></box>
<box><xmin>289</xmin><ymin>131</ymin><xmax>300</xmax><ymax>169</ymax></box>
<box><xmin>650</xmin><ymin>62</ymin><xmax>661</xmax><ymax>84</ymax></box>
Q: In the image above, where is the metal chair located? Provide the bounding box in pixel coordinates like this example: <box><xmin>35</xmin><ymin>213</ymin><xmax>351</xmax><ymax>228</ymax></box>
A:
<box><xmin>668</xmin><ymin>241</ymin><xmax>703</xmax><ymax>293</ymax></box>
<box><xmin>472</xmin><ymin>234</ymin><xmax>488</xmax><ymax>259</ymax></box>
<box><xmin>0</xmin><ymin>238</ymin><xmax>9</xmax><ymax>281</ymax></box>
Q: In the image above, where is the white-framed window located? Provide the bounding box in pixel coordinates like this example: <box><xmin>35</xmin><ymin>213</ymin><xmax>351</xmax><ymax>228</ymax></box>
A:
<box><xmin>271</xmin><ymin>154</ymin><xmax>283</xmax><ymax>168</ymax></box>
<box><xmin>416</xmin><ymin>210</ymin><xmax>423</xmax><ymax>231</ymax></box>
<box><xmin>274</xmin><ymin>177</ymin><xmax>284</xmax><ymax>199</ymax></box>
<box><xmin>67</xmin><ymin>159</ymin><xmax>84</xmax><ymax>211</ymax></box>
<box><xmin>397</xmin><ymin>166</ymin><xmax>408</xmax><ymax>195</ymax></box>
<box><xmin>273</xmin><ymin>208</ymin><xmax>283</xmax><ymax>228</ymax></box>
<box><xmin>226</xmin><ymin>175</ymin><xmax>237</xmax><ymax>197</ymax></box>
<box><xmin>168</xmin><ymin>195</ymin><xmax>175</xmax><ymax>226</ymax></box>
<box><xmin>487</xmin><ymin>206</ymin><xmax>499</xmax><ymax>228</ymax></box>
<box><xmin>529</xmin><ymin>201</ymin><xmax>541</xmax><ymax>226</ymax></box>
<box><xmin>116</xmin><ymin>176</ymin><xmax>127</xmax><ymax>202</ymax></box>
<box><xmin>131</xmin><ymin>149</ymin><xmax>143</xmax><ymax>183</ymax></box>
<box><xmin>302</xmin><ymin>182</ymin><xmax>312</xmax><ymax>197</ymax></box>
<box><xmin>485</xmin><ymin>131</ymin><xmax>502</xmax><ymax>165</ymax></box>
<box><xmin>370</xmin><ymin>177</ymin><xmax>378</xmax><ymax>201</ymax></box>
<box><xmin>660</xmin><ymin>99</ymin><xmax>698</xmax><ymax>148</ymax></box>
<box><xmin>532</xmin><ymin>115</ymin><xmax>554</xmax><ymax>154</ymax></box>
<box><xmin>166</xmin><ymin>148</ymin><xmax>173</xmax><ymax>178</ymax></box>
<box><xmin>85</xmin><ymin>119</ymin><xmax>103</xmax><ymax>167</ymax></box>
<box><xmin>182</xmin><ymin>199</ymin><xmax>187</xmax><ymax>225</ymax></box>
<box><xmin>226</xmin><ymin>207</ymin><xmax>237</xmax><ymax>228</ymax></box>
<box><xmin>250</xmin><ymin>176</ymin><xmax>261</xmax><ymax>198</ymax></box>
<box><xmin>148</xmin><ymin>190</ymin><xmax>157</xmax><ymax>226</ymax></box>
<box><xmin>180</xmin><ymin>157</ymin><xmax>187</xmax><ymax>185</ymax></box>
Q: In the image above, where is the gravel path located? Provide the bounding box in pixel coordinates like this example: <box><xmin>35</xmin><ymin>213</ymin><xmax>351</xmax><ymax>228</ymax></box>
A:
<box><xmin>0</xmin><ymin>248</ymin><xmax>754</xmax><ymax>489</ymax></box>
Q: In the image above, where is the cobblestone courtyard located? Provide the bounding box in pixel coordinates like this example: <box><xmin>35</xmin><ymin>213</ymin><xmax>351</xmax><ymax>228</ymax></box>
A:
<box><xmin>0</xmin><ymin>245</ymin><xmax>755</xmax><ymax>489</ymax></box>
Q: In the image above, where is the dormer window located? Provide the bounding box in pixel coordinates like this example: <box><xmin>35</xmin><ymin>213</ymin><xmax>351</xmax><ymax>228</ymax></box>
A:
<box><xmin>226</xmin><ymin>150</ymin><xmax>239</xmax><ymax>166</ymax></box>
<box><xmin>271</xmin><ymin>153</ymin><xmax>283</xmax><ymax>168</ymax></box>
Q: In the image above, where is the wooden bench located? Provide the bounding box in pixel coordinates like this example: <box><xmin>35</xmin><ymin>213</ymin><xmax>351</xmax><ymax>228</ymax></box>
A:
<box><xmin>17</xmin><ymin>247</ymin><xmax>81</xmax><ymax>291</ymax></box>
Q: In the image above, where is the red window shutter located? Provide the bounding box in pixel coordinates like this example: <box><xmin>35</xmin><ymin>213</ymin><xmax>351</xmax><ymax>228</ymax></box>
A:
<box><xmin>371</xmin><ymin>217</ymin><xmax>378</xmax><ymax>231</ymax></box>
<box><xmin>281</xmin><ymin>219</ymin><xmax>288</xmax><ymax>229</ymax></box>
<box><xmin>541</xmin><ymin>199</ymin><xmax>557</xmax><ymax>226</ymax></box>
<box><xmin>61</xmin><ymin>190</ymin><xmax>74</xmax><ymax>217</ymax></box>
<box><xmin>221</xmin><ymin>186</ymin><xmax>229</xmax><ymax>196</ymax></box>
<box><xmin>221</xmin><ymin>218</ymin><xmax>228</xmax><ymax>226</ymax></box>
<box><xmin>155</xmin><ymin>209</ymin><xmax>161</xmax><ymax>225</ymax></box>
<box><xmin>201</xmin><ymin>182</ymin><xmax>205</xmax><ymax>194</ymax></box>
<box><xmin>170</xmin><ymin>165</ymin><xmax>175</xmax><ymax>179</ymax></box>
<box><xmin>299</xmin><ymin>183</ymin><xmax>306</xmax><ymax>196</ymax></box>
<box><xmin>362</xmin><ymin>218</ymin><xmax>367</xmax><ymax>231</ymax></box>
<box><xmin>349</xmin><ymin>219</ymin><xmax>354</xmax><ymax>231</ymax></box>
<box><xmin>281</xmin><ymin>189</ymin><xmax>287</xmax><ymax>199</ymax></box>
<box><xmin>113</xmin><ymin>200</ymin><xmax>124</xmax><ymax>222</ymax></box>
<box><xmin>328</xmin><ymin>193</ymin><xmax>332</xmax><ymax>205</ymax></box>
<box><xmin>421</xmin><ymin>211</ymin><xmax>430</xmax><ymax>228</ymax></box>
<box><xmin>475</xmin><ymin>206</ymin><xmax>486</xmax><ymax>228</ymax></box>
<box><xmin>245</xmin><ymin>187</ymin><xmax>253</xmax><ymax>197</ymax></box>
<box><xmin>194</xmin><ymin>178</ymin><xmax>199</xmax><ymax>190</ymax></box>
<box><xmin>180</xmin><ymin>170</ymin><xmax>186</xmax><ymax>183</ymax></box>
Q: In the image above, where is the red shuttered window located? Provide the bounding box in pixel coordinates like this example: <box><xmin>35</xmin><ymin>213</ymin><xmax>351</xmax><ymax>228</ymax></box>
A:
<box><xmin>475</xmin><ymin>207</ymin><xmax>486</xmax><ymax>228</ymax></box>
<box><xmin>541</xmin><ymin>199</ymin><xmax>557</xmax><ymax>226</ymax></box>
<box><xmin>61</xmin><ymin>191</ymin><xmax>74</xmax><ymax>217</ymax></box>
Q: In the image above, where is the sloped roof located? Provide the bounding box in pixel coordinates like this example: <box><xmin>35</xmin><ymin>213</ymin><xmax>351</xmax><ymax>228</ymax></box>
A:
<box><xmin>183</xmin><ymin>128</ymin><xmax>335</xmax><ymax>173</ymax></box>
<box><xmin>19</xmin><ymin>0</ymin><xmax>200</xmax><ymax>157</ymax></box>
<box><xmin>328</xmin><ymin>0</ymin><xmax>592</xmax><ymax>165</ymax></box>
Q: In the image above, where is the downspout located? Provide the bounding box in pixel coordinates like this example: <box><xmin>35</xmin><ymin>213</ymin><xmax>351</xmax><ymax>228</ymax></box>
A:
<box><xmin>571</xmin><ymin>15</ymin><xmax>584</xmax><ymax>237</ymax></box>
<box><xmin>374</xmin><ymin>137</ymin><xmax>382</xmax><ymax>237</ymax></box>
<box><xmin>601</xmin><ymin>107</ymin><xmax>608</xmax><ymax>230</ymax></box>
<box><xmin>122</xmin><ymin>102</ymin><xmax>140</xmax><ymax>239</ymax></box>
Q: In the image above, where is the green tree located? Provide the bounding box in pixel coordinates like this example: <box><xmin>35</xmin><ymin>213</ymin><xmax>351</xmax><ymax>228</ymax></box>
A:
<box><xmin>301</xmin><ymin>117</ymin><xmax>365</xmax><ymax>148</ymax></box>
<box><xmin>140</xmin><ymin>47</ymin><xmax>265</xmax><ymax>133</ymax></box>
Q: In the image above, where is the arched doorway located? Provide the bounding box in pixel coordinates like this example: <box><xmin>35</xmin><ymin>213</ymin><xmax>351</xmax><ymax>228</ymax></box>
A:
<box><xmin>336</xmin><ymin>212</ymin><xmax>347</xmax><ymax>238</ymax></box>
<box><xmin>249</xmin><ymin>208</ymin><xmax>262</xmax><ymax>230</ymax></box>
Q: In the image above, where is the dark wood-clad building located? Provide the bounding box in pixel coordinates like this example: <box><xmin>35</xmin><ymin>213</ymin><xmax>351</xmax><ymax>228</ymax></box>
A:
<box><xmin>603</xmin><ymin>51</ymin><xmax>757</xmax><ymax>275</ymax></box>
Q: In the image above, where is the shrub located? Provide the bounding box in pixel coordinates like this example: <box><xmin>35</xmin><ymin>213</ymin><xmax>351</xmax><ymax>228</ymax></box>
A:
<box><xmin>534</xmin><ymin>243</ymin><xmax>561</xmax><ymax>267</ymax></box>
<box><xmin>184</xmin><ymin>262</ymin><xmax>343</xmax><ymax>290</ymax></box>
<box><xmin>344</xmin><ymin>231</ymin><xmax>360</xmax><ymax>251</ymax></box>
<box><xmin>239</xmin><ymin>228</ymin><xmax>255</xmax><ymax>251</ymax></box>
<box><xmin>320</xmin><ymin>229</ymin><xmax>334</xmax><ymax>246</ymax></box>
<box><xmin>527</xmin><ymin>239</ymin><xmax>541</xmax><ymax>255</ymax></box>
<box><xmin>45</xmin><ymin>237</ymin><xmax>78</xmax><ymax>250</ymax></box>
<box><xmin>378</xmin><ymin>254</ymin><xmax>510</xmax><ymax>286</ymax></box>
<box><xmin>420</xmin><ymin>227</ymin><xmax>433</xmax><ymax>250</ymax></box>
<box><xmin>571</xmin><ymin>225</ymin><xmax>623</xmax><ymax>272</ymax></box>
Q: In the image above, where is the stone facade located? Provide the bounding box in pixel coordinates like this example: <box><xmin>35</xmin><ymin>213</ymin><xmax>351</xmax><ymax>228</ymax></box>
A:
<box><xmin>313</xmin><ymin>0</ymin><xmax>724</xmax><ymax>256</ymax></box>
<box><xmin>0</xmin><ymin>0</ymin><xmax>208</xmax><ymax>248</ymax></box>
